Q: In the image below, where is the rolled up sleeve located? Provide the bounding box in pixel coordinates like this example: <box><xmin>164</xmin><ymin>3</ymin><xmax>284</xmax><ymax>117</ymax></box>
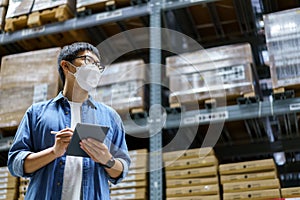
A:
<box><xmin>8</xmin><ymin>106</ymin><xmax>34</xmax><ymax>178</ymax></box>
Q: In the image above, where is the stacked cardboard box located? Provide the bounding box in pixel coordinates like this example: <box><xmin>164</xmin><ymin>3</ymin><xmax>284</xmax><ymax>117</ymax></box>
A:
<box><xmin>166</xmin><ymin>43</ymin><xmax>254</xmax><ymax>105</ymax></box>
<box><xmin>0</xmin><ymin>0</ymin><xmax>8</xmax><ymax>31</ymax></box>
<box><xmin>281</xmin><ymin>187</ymin><xmax>300</xmax><ymax>199</ymax></box>
<box><xmin>219</xmin><ymin>158</ymin><xmax>281</xmax><ymax>200</ymax></box>
<box><xmin>264</xmin><ymin>8</ymin><xmax>300</xmax><ymax>89</ymax></box>
<box><xmin>5</xmin><ymin>0</ymin><xmax>33</xmax><ymax>19</ymax></box>
<box><xmin>110</xmin><ymin>149</ymin><xmax>148</xmax><ymax>200</ymax></box>
<box><xmin>163</xmin><ymin>147</ymin><xmax>220</xmax><ymax>200</ymax></box>
<box><xmin>17</xmin><ymin>177</ymin><xmax>29</xmax><ymax>200</ymax></box>
<box><xmin>31</xmin><ymin>0</ymin><xmax>75</xmax><ymax>13</ymax></box>
<box><xmin>0</xmin><ymin>47</ymin><xmax>60</xmax><ymax>128</ymax></box>
<box><xmin>94</xmin><ymin>59</ymin><xmax>147</xmax><ymax>114</ymax></box>
<box><xmin>0</xmin><ymin>167</ymin><xmax>19</xmax><ymax>200</ymax></box>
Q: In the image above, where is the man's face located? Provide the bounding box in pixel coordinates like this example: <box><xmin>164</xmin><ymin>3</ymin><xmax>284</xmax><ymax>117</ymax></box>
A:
<box><xmin>68</xmin><ymin>50</ymin><xmax>100</xmax><ymax>74</ymax></box>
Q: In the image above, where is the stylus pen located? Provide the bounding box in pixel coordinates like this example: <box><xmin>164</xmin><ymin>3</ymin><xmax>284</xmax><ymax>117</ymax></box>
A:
<box><xmin>50</xmin><ymin>131</ymin><xmax>60</xmax><ymax>134</ymax></box>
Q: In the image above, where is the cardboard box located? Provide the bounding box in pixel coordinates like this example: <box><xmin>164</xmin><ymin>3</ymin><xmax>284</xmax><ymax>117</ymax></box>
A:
<box><xmin>76</xmin><ymin>0</ymin><xmax>109</xmax><ymax>8</ymax></box>
<box><xmin>166</xmin><ymin>166</ymin><xmax>218</xmax><ymax>179</ymax></box>
<box><xmin>128</xmin><ymin>149</ymin><xmax>148</xmax><ymax>156</ymax></box>
<box><xmin>110</xmin><ymin>192</ymin><xmax>146</xmax><ymax>200</ymax></box>
<box><xmin>166</xmin><ymin>43</ymin><xmax>253</xmax><ymax>75</ymax></box>
<box><xmin>5</xmin><ymin>0</ymin><xmax>34</xmax><ymax>18</ymax></box>
<box><xmin>223</xmin><ymin>178</ymin><xmax>280</xmax><ymax>193</ymax></box>
<box><xmin>263</xmin><ymin>8</ymin><xmax>300</xmax><ymax>89</ymax></box>
<box><xmin>130</xmin><ymin>157</ymin><xmax>148</xmax><ymax>170</ymax></box>
<box><xmin>219</xmin><ymin>159</ymin><xmax>276</xmax><ymax>175</ymax></box>
<box><xmin>166</xmin><ymin>43</ymin><xmax>254</xmax><ymax>104</ymax></box>
<box><xmin>165</xmin><ymin>155</ymin><xmax>218</xmax><ymax>170</ymax></box>
<box><xmin>166</xmin><ymin>176</ymin><xmax>219</xmax><ymax>188</ymax></box>
<box><xmin>94</xmin><ymin>60</ymin><xmax>147</xmax><ymax>112</ymax></box>
<box><xmin>110</xmin><ymin>180</ymin><xmax>147</xmax><ymax>190</ymax></box>
<box><xmin>110</xmin><ymin>188</ymin><xmax>146</xmax><ymax>195</ymax></box>
<box><xmin>128</xmin><ymin>168</ymin><xmax>147</xmax><ymax>175</ymax></box>
<box><xmin>168</xmin><ymin>63</ymin><xmax>254</xmax><ymax>104</ymax></box>
<box><xmin>220</xmin><ymin>170</ymin><xmax>278</xmax><ymax>183</ymax></box>
<box><xmin>281</xmin><ymin>187</ymin><xmax>300</xmax><ymax>198</ymax></box>
<box><xmin>31</xmin><ymin>0</ymin><xmax>75</xmax><ymax>13</ymax></box>
<box><xmin>166</xmin><ymin>195</ymin><xmax>220</xmax><ymax>200</ymax></box>
<box><xmin>166</xmin><ymin>184</ymin><xmax>219</xmax><ymax>197</ymax></box>
<box><xmin>0</xmin><ymin>48</ymin><xmax>60</xmax><ymax>128</ymax></box>
<box><xmin>163</xmin><ymin>147</ymin><xmax>214</xmax><ymax>162</ymax></box>
<box><xmin>223</xmin><ymin>189</ymin><xmax>281</xmax><ymax>200</ymax></box>
<box><xmin>122</xmin><ymin>173</ymin><xmax>146</xmax><ymax>182</ymax></box>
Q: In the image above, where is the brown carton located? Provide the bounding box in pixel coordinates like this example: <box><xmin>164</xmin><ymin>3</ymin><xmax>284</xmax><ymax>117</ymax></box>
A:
<box><xmin>166</xmin><ymin>176</ymin><xmax>219</xmax><ymax>188</ymax></box>
<box><xmin>163</xmin><ymin>147</ymin><xmax>214</xmax><ymax>162</ymax></box>
<box><xmin>0</xmin><ymin>48</ymin><xmax>60</xmax><ymax>128</ymax></box>
<box><xmin>220</xmin><ymin>170</ymin><xmax>278</xmax><ymax>183</ymax></box>
<box><xmin>5</xmin><ymin>0</ymin><xmax>34</xmax><ymax>18</ymax></box>
<box><xmin>281</xmin><ymin>187</ymin><xmax>300</xmax><ymax>198</ymax></box>
<box><xmin>166</xmin><ymin>165</ymin><xmax>218</xmax><ymax>179</ymax></box>
<box><xmin>165</xmin><ymin>155</ymin><xmax>218</xmax><ymax>170</ymax></box>
<box><xmin>166</xmin><ymin>184</ymin><xmax>219</xmax><ymax>197</ymax></box>
<box><xmin>219</xmin><ymin>159</ymin><xmax>275</xmax><ymax>175</ymax></box>
<box><xmin>223</xmin><ymin>189</ymin><xmax>281</xmax><ymax>200</ymax></box>
<box><xmin>223</xmin><ymin>178</ymin><xmax>280</xmax><ymax>193</ymax></box>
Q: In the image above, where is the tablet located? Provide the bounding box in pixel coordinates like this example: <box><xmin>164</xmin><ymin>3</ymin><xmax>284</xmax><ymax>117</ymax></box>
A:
<box><xmin>66</xmin><ymin>123</ymin><xmax>109</xmax><ymax>157</ymax></box>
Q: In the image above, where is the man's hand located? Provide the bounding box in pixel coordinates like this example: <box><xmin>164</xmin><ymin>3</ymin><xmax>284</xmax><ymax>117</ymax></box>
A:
<box><xmin>52</xmin><ymin>128</ymin><xmax>73</xmax><ymax>158</ymax></box>
<box><xmin>80</xmin><ymin>138</ymin><xmax>111</xmax><ymax>165</ymax></box>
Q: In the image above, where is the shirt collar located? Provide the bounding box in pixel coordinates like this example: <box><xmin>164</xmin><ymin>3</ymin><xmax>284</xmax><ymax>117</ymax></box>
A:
<box><xmin>53</xmin><ymin>91</ymin><xmax>98</xmax><ymax>109</ymax></box>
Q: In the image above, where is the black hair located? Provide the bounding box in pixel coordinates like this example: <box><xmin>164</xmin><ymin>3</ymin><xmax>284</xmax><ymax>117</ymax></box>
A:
<box><xmin>57</xmin><ymin>42</ymin><xmax>101</xmax><ymax>86</ymax></box>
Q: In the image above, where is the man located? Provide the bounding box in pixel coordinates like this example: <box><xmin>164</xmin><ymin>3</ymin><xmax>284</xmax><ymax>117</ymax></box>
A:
<box><xmin>8</xmin><ymin>42</ymin><xmax>131</xmax><ymax>200</ymax></box>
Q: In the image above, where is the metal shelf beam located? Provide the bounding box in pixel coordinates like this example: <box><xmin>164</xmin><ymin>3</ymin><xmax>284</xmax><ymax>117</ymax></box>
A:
<box><xmin>165</xmin><ymin>97</ymin><xmax>300</xmax><ymax>128</ymax></box>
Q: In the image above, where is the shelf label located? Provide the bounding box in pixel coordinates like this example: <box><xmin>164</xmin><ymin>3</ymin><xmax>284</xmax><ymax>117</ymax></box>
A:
<box><xmin>96</xmin><ymin>10</ymin><xmax>122</xmax><ymax>21</ymax></box>
<box><xmin>197</xmin><ymin>111</ymin><xmax>228</xmax><ymax>123</ymax></box>
<box><xmin>21</xmin><ymin>26</ymin><xmax>45</xmax><ymax>36</ymax></box>
<box><xmin>290</xmin><ymin>103</ymin><xmax>300</xmax><ymax>111</ymax></box>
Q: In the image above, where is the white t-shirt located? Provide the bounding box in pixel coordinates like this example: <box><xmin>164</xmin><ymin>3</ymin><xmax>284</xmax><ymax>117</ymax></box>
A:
<box><xmin>61</xmin><ymin>101</ymin><xmax>83</xmax><ymax>200</ymax></box>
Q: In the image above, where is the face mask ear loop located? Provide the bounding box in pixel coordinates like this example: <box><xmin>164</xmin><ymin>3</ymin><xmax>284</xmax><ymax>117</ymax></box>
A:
<box><xmin>66</xmin><ymin>61</ymin><xmax>78</xmax><ymax>77</ymax></box>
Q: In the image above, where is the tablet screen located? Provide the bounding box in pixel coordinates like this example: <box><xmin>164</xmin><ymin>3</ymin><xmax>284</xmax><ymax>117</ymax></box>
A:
<box><xmin>66</xmin><ymin>123</ymin><xmax>109</xmax><ymax>157</ymax></box>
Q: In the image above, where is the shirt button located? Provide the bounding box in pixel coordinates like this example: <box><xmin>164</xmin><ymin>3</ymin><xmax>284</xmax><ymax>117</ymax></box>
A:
<box><xmin>57</xmin><ymin>182</ymin><xmax>60</xmax><ymax>186</ymax></box>
<box><xmin>65</xmin><ymin>111</ymin><xmax>69</xmax><ymax>115</ymax></box>
<box><xmin>59</xmin><ymin>162</ymin><xmax>63</xmax><ymax>166</ymax></box>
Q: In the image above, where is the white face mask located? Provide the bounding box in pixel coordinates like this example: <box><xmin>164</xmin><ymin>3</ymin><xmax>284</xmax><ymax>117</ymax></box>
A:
<box><xmin>68</xmin><ymin>62</ymin><xmax>101</xmax><ymax>92</ymax></box>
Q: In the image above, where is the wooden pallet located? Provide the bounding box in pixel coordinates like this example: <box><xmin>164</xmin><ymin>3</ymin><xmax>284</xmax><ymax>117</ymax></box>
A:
<box><xmin>27</xmin><ymin>5</ymin><xmax>74</xmax><ymax>28</ymax></box>
<box><xmin>170</xmin><ymin>92</ymin><xmax>257</xmax><ymax>111</ymax></box>
<box><xmin>77</xmin><ymin>0</ymin><xmax>131</xmax><ymax>16</ymax></box>
<box><xmin>4</xmin><ymin>15</ymin><xmax>28</xmax><ymax>32</ymax></box>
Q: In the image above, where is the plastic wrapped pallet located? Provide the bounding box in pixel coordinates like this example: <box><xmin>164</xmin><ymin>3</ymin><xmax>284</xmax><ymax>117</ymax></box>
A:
<box><xmin>93</xmin><ymin>59</ymin><xmax>148</xmax><ymax>113</ymax></box>
<box><xmin>5</xmin><ymin>0</ymin><xmax>34</xmax><ymax>18</ymax></box>
<box><xmin>0</xmin><ymin>47</ymin><xmax>60</xmax><ymax>128</ymax></box>
<box><xmin>166</xmin><ymin>43</ymin><xmax>254</xmax><ymax>105</ymax></box>
<box><xmin>31</xmin><ymin>0</ymin><xmax>75</xmax><ymax>13</ymax></box>
<box><xmin>264</xmin><ymin>8</ymin><xmax>300</xmax><ymax>88</ymax></box>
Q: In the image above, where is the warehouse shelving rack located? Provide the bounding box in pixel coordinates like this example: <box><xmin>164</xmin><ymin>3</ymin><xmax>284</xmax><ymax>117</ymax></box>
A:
<box><xmin>1</xmin><ymin>0</ymin><xmax>300</xmax><ymax>199</ymax></box>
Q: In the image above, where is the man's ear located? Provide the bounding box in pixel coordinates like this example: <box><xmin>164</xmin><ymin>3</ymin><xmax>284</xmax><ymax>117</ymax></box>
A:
<box><xmin>60</xmin><ymin>60</ymin><xmax>70</xmax><ymax>72</ymax></box>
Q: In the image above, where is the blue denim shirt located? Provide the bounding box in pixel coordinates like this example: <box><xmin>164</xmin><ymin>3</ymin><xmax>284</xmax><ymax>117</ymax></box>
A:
<box><xmin>8</xmin><ymin>92</ymin><xmax>131</xmax><ymax>200</ymax></box>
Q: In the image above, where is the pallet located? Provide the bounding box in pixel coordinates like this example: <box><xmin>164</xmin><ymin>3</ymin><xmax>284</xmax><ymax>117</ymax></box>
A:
<box><xmin>27</xmin><ymin>5</ymin><xmax>74</xmax><ymax>28</ymax></box>
<box><xmin>170</xmin><ymin>92</ymin><xmax>257</xmax><ymax>111</ymax></box>
<box><xmin>77</xmin><ymin>0</ymin><xmax>131</xmax><ymax>16</ymax></box>
<box><xmin>272</xmin><ymin>86</ymin><xmax>300</xmax><ymax>100</ymax></box>
<box><xmin>4</xmin><ymin>15</ymin><xmax>28</xmax><ymax>32</ymax></box>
